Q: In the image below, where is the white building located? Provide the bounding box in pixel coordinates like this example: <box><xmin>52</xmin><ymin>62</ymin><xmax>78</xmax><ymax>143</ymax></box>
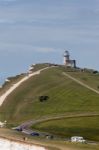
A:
<box><xmin>63</xmin><ymin>50</ymin><xmax>76</xmax><ymax>68</ymax></box>
<box><xmin>71</xmin><ymin>136</ymin><xmax>86</xmax><ymax>143</ymax></box>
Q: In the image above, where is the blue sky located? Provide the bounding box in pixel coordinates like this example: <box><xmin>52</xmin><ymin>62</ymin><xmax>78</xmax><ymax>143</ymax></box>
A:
<box><xmin>0</xmin><ymin>0</ymin><xmax>99</xmax><ymax>83</ymax></box>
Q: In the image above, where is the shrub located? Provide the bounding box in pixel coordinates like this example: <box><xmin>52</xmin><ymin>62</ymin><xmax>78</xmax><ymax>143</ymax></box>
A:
<box><xmin>39</xmin><ymin>96</ymin><xmax>49</xmax><ymax>102</ymax></box>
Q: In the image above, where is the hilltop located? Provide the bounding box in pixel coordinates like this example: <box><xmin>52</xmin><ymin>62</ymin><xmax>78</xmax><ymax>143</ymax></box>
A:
<box><xmin>0</xmin><ymin>63</ymin><xmax>99</xmax><ymax>150</ymax></box>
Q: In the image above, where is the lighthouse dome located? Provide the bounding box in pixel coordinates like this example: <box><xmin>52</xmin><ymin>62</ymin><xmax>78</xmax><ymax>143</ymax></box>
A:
<box><xmin>64</xmin><ymin>50</ymin><xmax>69</xmax><ymax>56</ymax></box>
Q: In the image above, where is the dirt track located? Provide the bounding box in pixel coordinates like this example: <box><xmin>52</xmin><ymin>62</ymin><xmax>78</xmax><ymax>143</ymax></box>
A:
<box><xmin>63</xmin><ymin>72</ymin><xmax>99</xmax><ymax>94</ymax></box>
<box><xmin>0</xmin><ymin>67</ymin><xmax>51</xmax><ymax>106</ymax></box>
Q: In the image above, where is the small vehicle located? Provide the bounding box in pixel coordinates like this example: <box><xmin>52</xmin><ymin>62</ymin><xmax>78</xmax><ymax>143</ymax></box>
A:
<box><xmin>15</xmin><ymin>128</ymin><xmax>22</xmax><ymax>131</ymax></box>
<box><xmin>30</xmin><ymin>132</ymin><xmax>39</xmax><ymax>136</ymax></box>
<box><xmin>71</xmin><ymin>136</ymin><xmax>86</xmax><ymax>143</ymax></box>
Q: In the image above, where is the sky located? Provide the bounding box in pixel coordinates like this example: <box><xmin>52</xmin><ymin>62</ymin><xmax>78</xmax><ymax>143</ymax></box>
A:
<box><xmin>0</xmin><ymin>0</ymin><xmax>99</xmax><ymax>83</ymax></box>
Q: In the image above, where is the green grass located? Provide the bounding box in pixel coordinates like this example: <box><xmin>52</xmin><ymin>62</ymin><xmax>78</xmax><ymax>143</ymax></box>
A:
<box><xmin>1</xmin><ymin>64</ymin><xmax>99</xmax><ymax>149</ymax></box>
<box><xmin>32</xmin><ymin>116</ymin><xmax>99</xmax><ymax>141</ymax></box>
<box><xmin>0</xmin><ymin>66</ymin><xmax>99</xmax><ymax>123</ymax></box>
<box><xmin>0</xmin><ymin>65</ymin><xmax>99</xmax><ymax>146</ymax></box>
<box><xmin>0</xmin><ymin>63</ymin><xmax>50</xmax><ymax>96</ymax></box>
<box><xmin>30</xmin><ymin>63</ymin><xmax>51</xmax><ymax>71</ymax></box>
<box><xmin>0</xmin><ymin>74</ymin><xmax>25</xmax><ymax>96</ymax></box>
<box><xmin>67</xmin><ymin>70</ymin><xmax>99</xmax><ymax>90</ymax></box>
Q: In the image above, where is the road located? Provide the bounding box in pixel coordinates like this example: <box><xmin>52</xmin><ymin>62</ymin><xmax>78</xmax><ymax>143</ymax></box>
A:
<box><xmin>15</xmin><ymin>113</ymin><xmax>99</xmax><ymax>139</ymax></box>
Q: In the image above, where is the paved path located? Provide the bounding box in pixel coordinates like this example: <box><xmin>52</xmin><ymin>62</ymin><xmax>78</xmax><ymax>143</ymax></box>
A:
<box><xmin>0</xmin><ymin>67</ymin><xmax>51</xmax><ymax>106</ymax></box>
<box><xmin>63</xmin><ymin>72</ymin><xmax>99</xmax><ymax>95</ymax></box>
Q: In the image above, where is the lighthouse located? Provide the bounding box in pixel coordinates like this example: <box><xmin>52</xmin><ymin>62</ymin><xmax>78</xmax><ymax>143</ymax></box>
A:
<box><xmin>63</xmin><ymin>50</ymin><xmax>76</xmax><ymax>68</ymax></box>
<box><xmin>64</xmin><ymin>50</ymin><xmax>70</xmax><ymax>65</ymax></box>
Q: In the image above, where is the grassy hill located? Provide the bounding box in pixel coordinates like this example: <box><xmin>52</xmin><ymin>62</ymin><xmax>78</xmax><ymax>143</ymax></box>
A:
<box><xmin>0</xmin><ymin>64</ymin><xmax>99</xmax><ymax>145</ymax></box>
<box><xmin>33</xmin><ymin>116</ymin><xmax>99</xmax><ymax>141</ymax></box>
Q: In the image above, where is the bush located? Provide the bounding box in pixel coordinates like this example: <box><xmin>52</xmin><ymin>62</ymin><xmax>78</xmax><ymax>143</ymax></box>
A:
<box><xmin>39</xmin><ymin>96</ymin><xmax>49</xmax><ymax>102</ymax></box>
<box><xmin>93</xmin><ymin>71</ymin><xmax>98</xmax><ymax>74</ymax></box>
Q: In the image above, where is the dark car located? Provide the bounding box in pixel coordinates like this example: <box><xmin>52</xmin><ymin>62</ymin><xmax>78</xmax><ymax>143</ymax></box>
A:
<box><xmin>31</xmin><ymin>132</ymin><xmax>39</xmax><ymax>136</ymax></box>
<box><xmin>15</xmin><ymin>128</ymin><xmax>22</xmax><ymax>131</ymax></box>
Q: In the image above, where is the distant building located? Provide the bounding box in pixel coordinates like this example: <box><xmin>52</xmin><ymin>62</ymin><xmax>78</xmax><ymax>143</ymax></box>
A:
<box><xmin>63</xmin><ymin>50</ymin><xmax>76</xmax><ymax>68</ymax></box>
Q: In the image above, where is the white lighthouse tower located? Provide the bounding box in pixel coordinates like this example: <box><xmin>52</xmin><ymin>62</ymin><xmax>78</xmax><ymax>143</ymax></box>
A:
<box><xmin>64</xmin><ymin>50</ymin><xmax>70</xmax><ymax>66</ymax></box>
<box><xmin>63</xmin><ymin>50</ymin><xmax>76</xmax><ymax>68</ymax></box>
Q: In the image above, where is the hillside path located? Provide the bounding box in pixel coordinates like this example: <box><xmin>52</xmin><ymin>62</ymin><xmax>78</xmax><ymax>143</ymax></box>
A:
<box><xmin>0</xmin><ymin>67</ymin><xmax>52</xmax><ymax>106</ymax></box>
<box><xmin>63</xmin><ymin>72</ymin><xmax>99</xmax><ymax>94</ymax></box>
<box><xmin>19</xmin><ymin>112</ymin><xmax>99</xmax><ymax>129</ymax></box>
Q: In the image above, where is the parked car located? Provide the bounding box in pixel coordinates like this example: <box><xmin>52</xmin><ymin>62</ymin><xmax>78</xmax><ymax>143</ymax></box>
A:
<box><xmin>30</xmin><ymin>132</ymin><xmax>39</xmax><ymax>136</ymax></box>
<box><xmin>15</xmin><ymin>128</ymin><xmax>22</xmax><ymax>131</ymax></box>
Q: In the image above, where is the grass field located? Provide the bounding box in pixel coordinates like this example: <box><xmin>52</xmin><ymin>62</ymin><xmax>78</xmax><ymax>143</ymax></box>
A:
<box><xmin>0</xmin><ymin>63</ymin><xmax>50</xmax><ymax>97</ymax></box>
<box><xmin>32</xmin><ymin>116</ymin><xmax>99</xmax><ymax>141</ymax></box>
<box><xmin>0</xmin><ymin>66</ymin><xmax>99</xmax><ymax>122</ymax></box>
<box><xmin>0</xmin><ymin>64</ymin><xmax>99</xmax><ymax>149</ymax></box>
<box><xmin>0</xmin><ymin>74</ymin><xmax>25</xmax><ymax>96</ymax></box>
<box><xmin>30</xmin><ymin>63</ymin><xmax>52</xmax><ymax>72</ymax></box>
<box><xmin>67</xmin><ymin>70</ymin><xmax>99</xmax><ymax>90</ymax></box>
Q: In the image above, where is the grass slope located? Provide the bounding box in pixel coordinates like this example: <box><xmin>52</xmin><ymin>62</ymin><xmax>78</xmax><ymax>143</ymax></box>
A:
<box><xmin>0</xmin><ymin>63</ymin><xmax>50</xmax><ymax>97</ymax></box>
<box><xmin>0</xmin><ymin>64</ymin><xmax>99</xmax><ymax>150</ymax></box>
<box><xmin>0</xmin><ymin>66</ymin><xmax>99</xmax><ymax>121</ymax></box>
<box><xmin>67</xmin><ymin>70</ymin><xmax>99</xmax><ymax>90</ymax></box>
<box><xmin>33</xmin><ymin>116</ymin><xmax>99</xmax><ymax>141</ymax></box>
